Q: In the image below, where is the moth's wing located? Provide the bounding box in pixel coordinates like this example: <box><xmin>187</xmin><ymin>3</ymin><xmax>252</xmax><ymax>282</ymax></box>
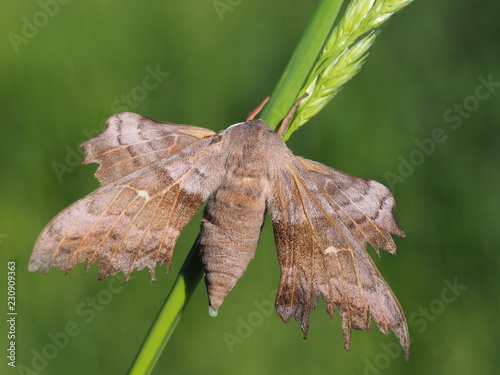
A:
<box><xmin>296</xmin><ymin>156</ymin><xmax>405</xmax><ymax>254</ymax></box>
<box><xmin>83</xmin><ymin>112</ymin><xmax>217</xmax><ymax>185</ymax></box>
<box><xmin>29</xmin><ymin>112</ymin><xmax>225</xmax><ymax>281</ymax></box>
<box><xmin>267</xmin><ymin>155</ymin><xmax>409</xmax><ymax>358</ymax></box>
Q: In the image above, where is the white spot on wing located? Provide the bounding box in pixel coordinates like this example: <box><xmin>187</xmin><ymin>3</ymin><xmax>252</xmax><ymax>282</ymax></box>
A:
<box><xmin>324</xmin><ymin>246</ymin><xmax>340</xmax><ymax>255</ymax></box>
<box><xmin>137</xmin><ymin>190</ymin><xmax>150</xmax><ymax>200</ymax></box>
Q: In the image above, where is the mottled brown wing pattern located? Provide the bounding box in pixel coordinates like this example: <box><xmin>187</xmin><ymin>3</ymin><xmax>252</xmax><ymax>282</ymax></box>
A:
<box><xmin>268</xmin><ymin>155</ymin><xmax>409</xmax><ymax>358</ymax></box>
<box><xmin>296</xmin><ymin>157</ymin><xmax>405</xmax><ymax>254</ymax></box>
<box><xmin>29</xmin><ymin>113</ymin><xmax>224</xmax><ymax>280</ymax></box>
<box><xmin>83</xmin><ymin>112</ymin><xmax>216</xmax><ymax>185</ymax></box>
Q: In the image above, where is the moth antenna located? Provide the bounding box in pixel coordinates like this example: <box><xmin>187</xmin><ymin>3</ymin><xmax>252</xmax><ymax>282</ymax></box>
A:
<box><xmin>276</xmin><ymin>93</ymin><xmax>309</xmax><ymax>137</ymax></box>
<box><xmin>246</xmin><ymin>96</ymin><xmax>270</xmax><ymax>121</ymax></box>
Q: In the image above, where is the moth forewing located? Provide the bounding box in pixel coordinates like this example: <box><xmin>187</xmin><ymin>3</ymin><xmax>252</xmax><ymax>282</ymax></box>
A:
<box><xmin>81</xmin><ymin>112</ymin><xmax>217</xmax><ymax>186</ymax></box>
<box><xmin>29</xmin><ymin>113</ymin><xmax>226</xmax><ymax>280</ymax></box>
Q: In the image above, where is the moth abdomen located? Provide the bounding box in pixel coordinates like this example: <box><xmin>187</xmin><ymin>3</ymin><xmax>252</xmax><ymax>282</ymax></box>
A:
<box><xmin>199</xmin><ymin>173</ymin><xmax>268</xmax><ymax>311</ymax></box>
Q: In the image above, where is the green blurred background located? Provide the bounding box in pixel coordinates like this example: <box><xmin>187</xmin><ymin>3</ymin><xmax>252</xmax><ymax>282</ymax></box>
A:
<box><xmin>1</xmin><ymin>1</ymin><xmax>499</xmax><ymax>374</ymax></box>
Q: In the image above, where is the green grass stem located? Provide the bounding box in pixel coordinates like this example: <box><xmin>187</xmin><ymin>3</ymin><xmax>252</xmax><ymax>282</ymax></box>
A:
<box><xmin>260</xmin><ymin>0</ymin><xmax>344</xmax><ymax>129</ymax></box>
<box><xmin>127</xmin><ymin>242</ymin><xmax>202</xmax><ymax>375</ymax></box>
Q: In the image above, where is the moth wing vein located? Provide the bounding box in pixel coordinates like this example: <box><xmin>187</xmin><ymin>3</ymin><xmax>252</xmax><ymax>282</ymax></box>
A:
<box><xmin>71</xmin><ymin>186</ymin><xmax>128</xmax><ymax>266</ymax></box>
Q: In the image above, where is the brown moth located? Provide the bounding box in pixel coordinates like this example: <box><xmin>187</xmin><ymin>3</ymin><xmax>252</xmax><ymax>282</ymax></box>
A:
<box><xmin>29</xmin><ymin>112</ymin><xmax>409</xmax><ymax>357</ymax></box>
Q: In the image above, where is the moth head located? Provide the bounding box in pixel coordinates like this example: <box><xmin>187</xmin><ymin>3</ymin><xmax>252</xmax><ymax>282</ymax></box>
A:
<box><xmin>223</xmin><ymin>120</ymin><xmax>280</xmax><ymax>143</ymax></box>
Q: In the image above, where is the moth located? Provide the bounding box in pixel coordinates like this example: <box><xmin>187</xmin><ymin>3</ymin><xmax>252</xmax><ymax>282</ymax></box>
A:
<box><xmin>30</xmin><ymin>111</ymin><xmax>409</xmax><ymax>357</ymax></box>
